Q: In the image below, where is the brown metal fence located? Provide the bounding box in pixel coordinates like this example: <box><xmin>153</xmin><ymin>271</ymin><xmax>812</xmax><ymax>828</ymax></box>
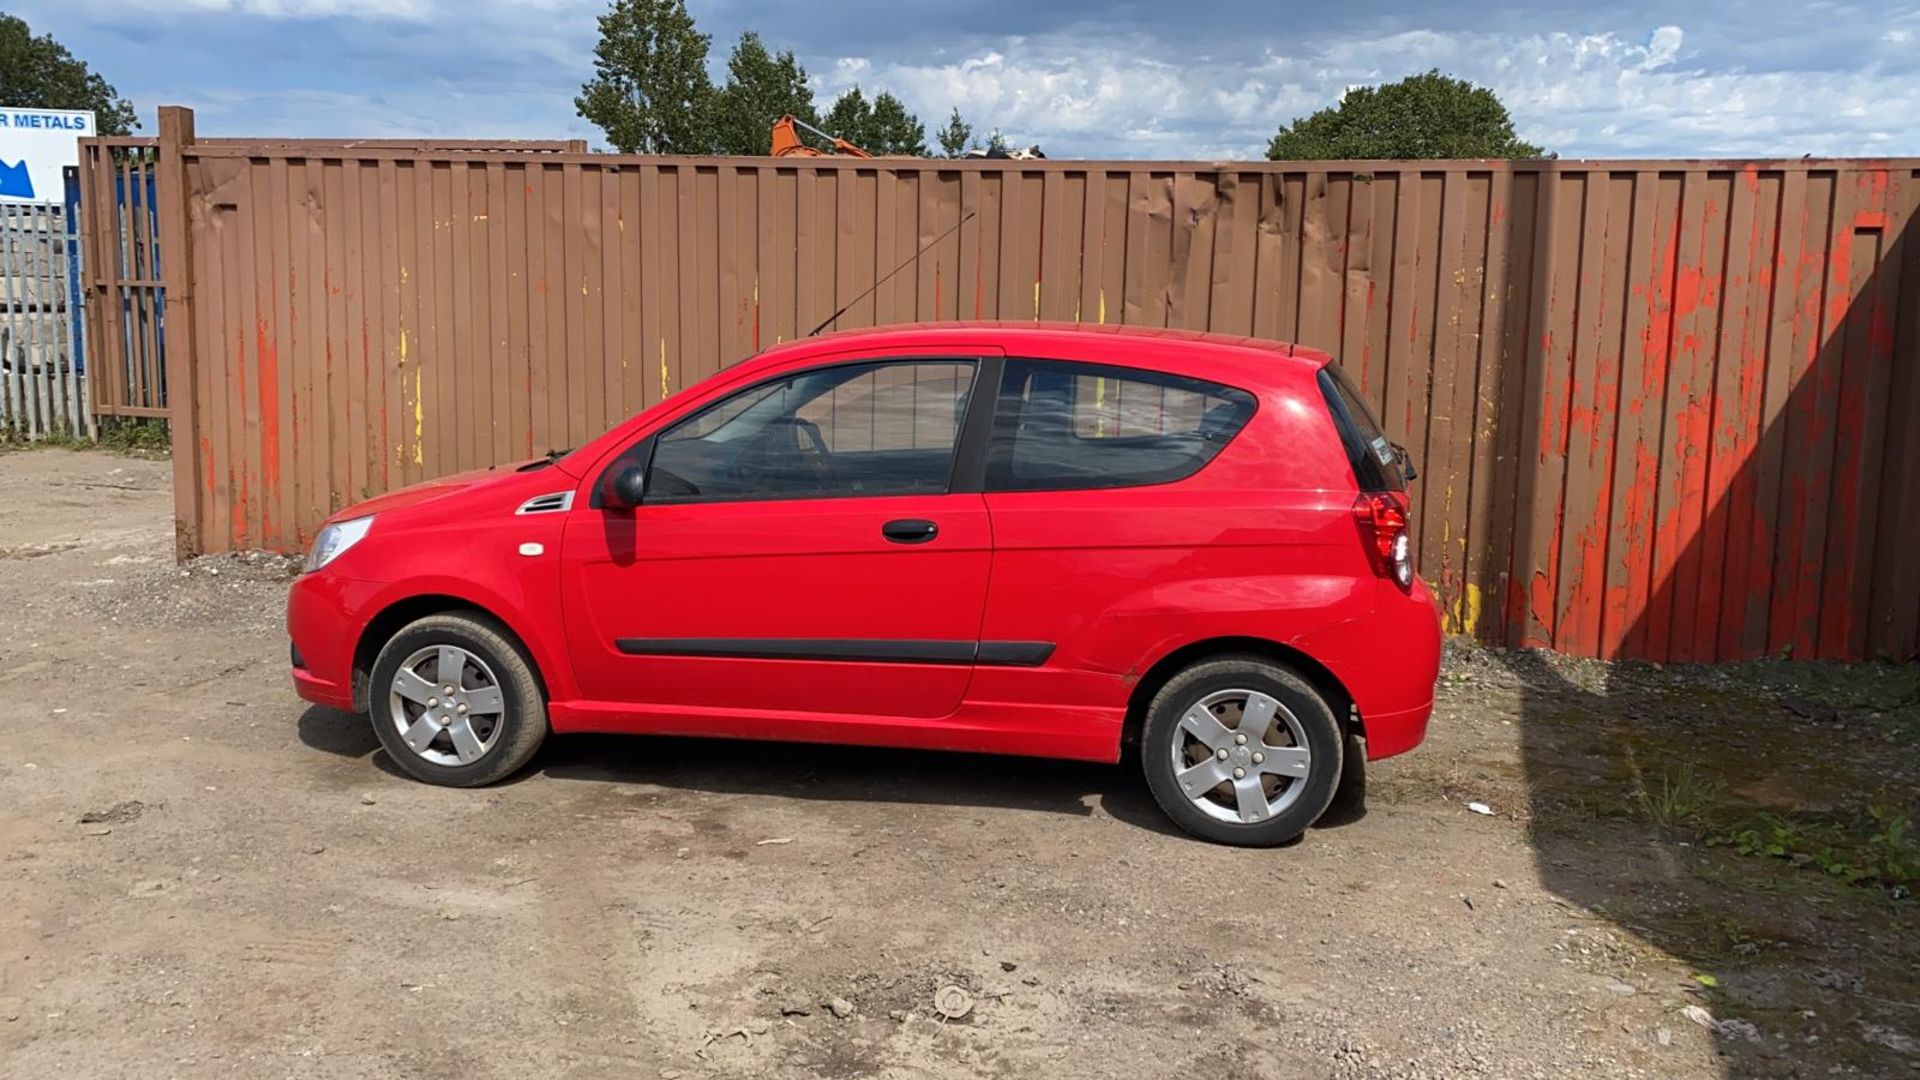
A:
<box><xmin>90</xmin><ymin>107</ymin><xmax>1920</xmax><ymax>662</ymax></box>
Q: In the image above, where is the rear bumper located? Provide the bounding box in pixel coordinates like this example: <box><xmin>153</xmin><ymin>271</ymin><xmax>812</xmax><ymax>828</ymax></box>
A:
<box><xmin>1359</xmin><ymin>698</ymin><xmax>1432</xmax><ymax>760</ymax></box>
<box><xmin>1292</xmin><ymin>577</ymin><xmax>1441</xmax><ymax>760</ymax></box>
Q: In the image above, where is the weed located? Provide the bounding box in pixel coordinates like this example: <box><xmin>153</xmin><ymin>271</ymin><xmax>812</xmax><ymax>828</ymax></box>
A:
<box><xmin>1636</xmin><ymin>763</ymin><xmax>1720</xmax><ymax>828</ymax></box>
<box><xmin>1708</xmin><ymin>806</ymin><xmax>1919</xmax><ymax>889</ymax></box>
<box><xmin>95</xmin><ymin>418</ymin><xmax>171</xmax><ymax>456</ymax></box>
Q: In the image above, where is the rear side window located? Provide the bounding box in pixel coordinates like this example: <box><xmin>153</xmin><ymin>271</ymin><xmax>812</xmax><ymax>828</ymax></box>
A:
<box><xmin>1318</xmin><ymin>363</ymin><xmax>1405</xmax><ymax>492</ymax></box>
<box><xmin>986</xmin><ymin>359</ymin><xmax>1255</xmax><ymax>492</ymax></box>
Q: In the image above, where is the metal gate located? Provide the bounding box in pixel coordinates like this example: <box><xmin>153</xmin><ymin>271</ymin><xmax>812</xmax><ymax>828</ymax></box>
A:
<box><xmin>75</xmin><ymin>136</ymin><xmax>167</xmax><ymax>418</ymax></box>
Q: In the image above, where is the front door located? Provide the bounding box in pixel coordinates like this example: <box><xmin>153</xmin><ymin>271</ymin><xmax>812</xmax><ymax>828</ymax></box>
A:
<box><xmin>561</xmin><ymin>356</ymin><xmax>992</xmax><ymax>720</ymax></box>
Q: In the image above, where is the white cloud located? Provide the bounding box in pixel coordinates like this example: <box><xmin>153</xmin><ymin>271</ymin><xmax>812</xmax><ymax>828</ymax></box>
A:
<box><xmin>99</xmin><ymin>0</ymin><xmax>432</xmax><ymax>16</ymax></box>
<box><xmin>811</xmin><ymin>23</ymin><xmax>1920</xmax><ymax>158</ymax></box>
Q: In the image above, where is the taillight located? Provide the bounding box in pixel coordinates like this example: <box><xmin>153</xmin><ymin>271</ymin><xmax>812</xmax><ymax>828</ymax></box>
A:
<box><xmin>1353</xmin><ymin>492</ymin><xmax>1414</xmax><ymax>588</ymax></box>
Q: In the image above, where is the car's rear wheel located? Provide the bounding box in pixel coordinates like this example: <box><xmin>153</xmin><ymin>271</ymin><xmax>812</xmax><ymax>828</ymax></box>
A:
<box><xmin>1140</xmin><ymin>655</ymin><xmax>1343</xmax><ymax>846</ymax></box>
<box><xmin>367</xmin><ymin>613</ymin><xmax>547</xmax><ymax>787</ymax></box>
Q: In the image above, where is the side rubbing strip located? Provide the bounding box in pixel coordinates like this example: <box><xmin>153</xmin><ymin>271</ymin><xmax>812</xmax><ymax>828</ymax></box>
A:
<box><xmin>614</xmin><ymin>638</ymin><xmax>1055</xmax><ymax>666</ymax></box>
<box><xmin>974</xmin><ymin>641</ymin><xmax>1055</xmax><ymax>666</ymax></box>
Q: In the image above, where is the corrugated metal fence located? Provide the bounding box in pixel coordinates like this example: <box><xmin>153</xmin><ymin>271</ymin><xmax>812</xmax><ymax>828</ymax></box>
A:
<box><xmin>89</xmin><ymin>107</ymin><xmax>1920</xmax><ymax>662</ymax></box>
<box><xmin>0</xmin><ymin>200</ymin><xmax>91</xmax><ymax>439</ymax></box>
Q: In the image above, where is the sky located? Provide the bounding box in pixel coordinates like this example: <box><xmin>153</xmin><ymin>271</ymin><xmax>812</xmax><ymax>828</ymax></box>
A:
<box><xmin>17</xmin><ymin>0</ymin><xmax>1920</xmax><ymax>159</ymax></box>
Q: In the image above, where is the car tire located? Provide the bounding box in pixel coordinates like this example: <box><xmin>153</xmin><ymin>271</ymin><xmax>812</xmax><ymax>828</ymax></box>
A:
<box><xmin>1141</xmin><ymin>655</ymin><xmax>1344</xmax><ymax>846</ymax></box>
<box><xmin>366</xmin><ymin>613</ymin><xmax>548</xmax><ymax>787</ymax></box>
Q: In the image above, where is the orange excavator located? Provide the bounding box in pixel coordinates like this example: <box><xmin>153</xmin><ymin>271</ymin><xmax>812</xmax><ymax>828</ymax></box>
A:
<box><xmin>770</xmin><ymin>114</ymin><xmax>873</xmax><ymax>158</ymax></box>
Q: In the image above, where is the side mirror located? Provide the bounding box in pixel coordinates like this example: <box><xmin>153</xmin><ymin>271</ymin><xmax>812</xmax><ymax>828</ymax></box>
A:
<box><xmin>603</xmin><ymin>465</ymin><xmax>647</xmax><ymax>510</ymax></box>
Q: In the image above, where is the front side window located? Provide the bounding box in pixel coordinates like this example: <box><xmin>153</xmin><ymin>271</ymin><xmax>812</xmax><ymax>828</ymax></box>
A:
<box><xmin>643</xmin><ymin>359</ymin><xmax>977</xmax><ymax>504</ymax></box>
<box><xmin>985</xmin><ymin>359</ymin><xmax>1255</xmax><ymax>492</ymax></box>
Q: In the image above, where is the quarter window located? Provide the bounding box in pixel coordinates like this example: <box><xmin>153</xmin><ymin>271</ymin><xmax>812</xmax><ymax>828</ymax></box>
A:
<box><xmin>643</xmin><ymin>360</ymin><xmax>977</xmax><ymax>504</ymax></box>
<box><xmin>985</xmin><ymin>360</ymin><xmax>1255</xmax><ymax>492</ymax></box>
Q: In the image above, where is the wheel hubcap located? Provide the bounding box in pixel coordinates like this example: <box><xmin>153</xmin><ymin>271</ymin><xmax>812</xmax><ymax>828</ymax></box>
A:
<box><xmin>1171</xmin><ymin>688</ymin><xmax>1313</xmax><ymax>824</ymax></box>
<box><xmin>387</xmin><ymin>644</ymin><xmax>506</xmax><ymax>766</ymax></box>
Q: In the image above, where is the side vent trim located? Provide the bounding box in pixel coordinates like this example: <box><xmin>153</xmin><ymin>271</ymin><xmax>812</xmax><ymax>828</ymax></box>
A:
<box><xmin>515</xmin><ymin>490</ymin><xmax>575</xmax><ymax>515</ymax></box>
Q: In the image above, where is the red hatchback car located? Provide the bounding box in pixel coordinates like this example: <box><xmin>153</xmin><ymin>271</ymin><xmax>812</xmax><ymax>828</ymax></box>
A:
<box><xmin>289</xmin><ymin>323</ymin><xmax>1438</xmax><ymax>846</ymax></box>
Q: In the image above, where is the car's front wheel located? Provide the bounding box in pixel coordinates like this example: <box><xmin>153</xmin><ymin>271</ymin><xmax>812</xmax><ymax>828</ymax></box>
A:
<box><xmin>1141</xmin><ymin>655</ymin><xmax>1344</xmax><ymax>846</ymax></box>
<box><xmin>367</xmin><ymin>613</ymin><xmax>548</xmax><ymax>786</ymax></box>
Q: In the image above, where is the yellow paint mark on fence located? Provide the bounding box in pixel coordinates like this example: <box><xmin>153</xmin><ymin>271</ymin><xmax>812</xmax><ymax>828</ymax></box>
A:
<box><xmin>1445</xmin><ymin>582</ymin><xmax>1483</xmax><ymax>637</ymax></box>
<box><xmin>1033</xmin><ymin>279</ymin><xmax>1042</xmax><ymax>320</ymax></box>
<box><xmin>412</xmin><ymin>369</ymin><xmax>424</xmax><ymax>466</ymax></box>
<box><xmin>1098</xmin><ymin>289</ymin><xmax>1107</xmax><ymax>324</ymax></box>
<box><xmin>659</xmin><ymin>339</ymin><xmax>670</xmax><ymax>399</ymax></box>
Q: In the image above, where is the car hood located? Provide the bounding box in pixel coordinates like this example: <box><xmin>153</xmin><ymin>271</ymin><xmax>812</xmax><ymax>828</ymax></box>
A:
<box><xmin>328</xmin><ymin>458</ymin><xmax>569</xmax><ymax>522</ymax></box>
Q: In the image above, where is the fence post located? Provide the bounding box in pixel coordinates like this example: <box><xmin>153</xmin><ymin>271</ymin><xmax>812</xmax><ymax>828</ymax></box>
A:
<box><xmin>154</xmin><ymin>106</ymin><xmax>200</xmax><ymax>559</ymax></box>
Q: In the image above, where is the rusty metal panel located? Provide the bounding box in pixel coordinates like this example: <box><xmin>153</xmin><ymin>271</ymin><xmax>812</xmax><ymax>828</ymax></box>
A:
<box><xmin>118</xmin><ymin>116</ymin><xmax>1919</xmax><ymax>662</ymax></box>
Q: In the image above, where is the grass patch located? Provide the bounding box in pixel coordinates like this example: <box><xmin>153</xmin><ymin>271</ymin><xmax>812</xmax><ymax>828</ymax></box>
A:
<box><xmin>1635</xmin><ymin>763</ymin><xmax>1721</xmax><ymax>828</ymax></box>
<box><xmin>0</xmin><ymin>418</ymin><xmax>170</xmax><ymax>457</ymax></box>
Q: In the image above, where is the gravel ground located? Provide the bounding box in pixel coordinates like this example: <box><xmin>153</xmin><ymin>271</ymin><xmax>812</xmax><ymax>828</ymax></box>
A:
<box><xmin>1</xmin><ymin>449</ymin><xmax>1913</xmax><ymax>1079</ymax></box>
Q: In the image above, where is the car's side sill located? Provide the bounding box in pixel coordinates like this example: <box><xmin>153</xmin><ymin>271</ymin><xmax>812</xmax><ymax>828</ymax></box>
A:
<box><xmin>613</xmin><ymin>638</ymin><xmax>1055</xmax><ymax>667</ymax></box>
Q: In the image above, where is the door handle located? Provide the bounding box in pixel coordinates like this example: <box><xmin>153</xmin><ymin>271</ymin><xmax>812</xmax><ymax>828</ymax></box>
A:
<box><xmin>881</xmin><ymin>518</ymin><xmax>938</xmax><ymax>544</ymax></box>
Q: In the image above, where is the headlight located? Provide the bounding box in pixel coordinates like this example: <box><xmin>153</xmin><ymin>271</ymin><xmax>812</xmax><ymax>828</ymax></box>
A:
<box><xmin>305</xmin><ymin>515</ymin><xmax>374</xmax><ymax>572</ymax></box>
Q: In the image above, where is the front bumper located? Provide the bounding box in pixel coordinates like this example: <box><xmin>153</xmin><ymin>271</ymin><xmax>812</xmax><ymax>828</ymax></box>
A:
<box><xmin>287</xmin><ymin>571</ymin><xmax>360</xmax><ymax>711</ymax></box>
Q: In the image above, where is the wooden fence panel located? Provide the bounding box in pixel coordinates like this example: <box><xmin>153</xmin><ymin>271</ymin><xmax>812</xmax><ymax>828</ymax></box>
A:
<box><xmin>85</xmin><ymin>109</ymin><xmax>1920</xmax><ymax>662</ymax></box>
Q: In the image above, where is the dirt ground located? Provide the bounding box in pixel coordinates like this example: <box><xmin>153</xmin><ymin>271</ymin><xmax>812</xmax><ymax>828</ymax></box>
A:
<box><xmin>1</xmin><ymin>448</ymin><xmax>1915</xmax><ymax>1079</ymax></box>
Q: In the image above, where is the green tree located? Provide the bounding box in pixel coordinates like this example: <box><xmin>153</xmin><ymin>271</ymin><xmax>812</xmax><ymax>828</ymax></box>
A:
<box><xmin>936</xmin><ymin>108</ymin><xmax>971</xmax><ymax>157</ymax></box>
<box><xmin>708</xmin><ymin>31</ymin><xmax>817</xmax><ymax>155</ymax></box>
<box><xmin>575</xmin><ymin>0</ymin><xmax>715</xmax><ymax>154</ymax></box>
<box><xmin>822</xmin><ymin>86</ymin><xmax>927</xmax><ymax>155</ymax></box>
<box><xmin>0</xmin><ymin>14</ymin><xmax>138</xmax><ymax>135</ymax></box>
<box><xmin>867</xmin><ymin>92</ymin><xmax>926</xmax><ymax>155</ymax></box>
<box><xmin>821</xmin><ymin>86</ymin><xmax>874</xmax><ymax>148</ymax></box>
<box><xmin>1266</xmin><ymin>70</ymin><xmax>1545</xmax><ymax>161</ymax></box>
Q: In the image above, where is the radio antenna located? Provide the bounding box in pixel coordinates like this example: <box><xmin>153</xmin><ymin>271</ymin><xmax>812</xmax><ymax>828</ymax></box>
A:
<box><xmin>808</xmin><ymin>210</ymin><xmax>976</xmax><ymax>337</ymax></box>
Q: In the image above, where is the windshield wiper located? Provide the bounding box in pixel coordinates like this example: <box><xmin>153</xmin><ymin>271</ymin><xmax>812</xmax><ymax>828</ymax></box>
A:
<box><xmin>516</xmin><ymin>448</ymin><xmax>573</xmax><ymax>473</ymax></box>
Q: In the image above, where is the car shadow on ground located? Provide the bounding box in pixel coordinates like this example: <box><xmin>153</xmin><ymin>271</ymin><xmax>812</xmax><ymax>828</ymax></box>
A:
<box><xmin>297</xmin><ymin>705</ymin><xmax>1366</xmax><ymax>843</ymax></box>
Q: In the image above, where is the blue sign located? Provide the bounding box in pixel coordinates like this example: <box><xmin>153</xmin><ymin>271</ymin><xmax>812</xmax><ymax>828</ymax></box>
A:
<box><xmin>0</xmin><ymin>159</ymin><xmax>33</xmax><ymax>199</ymax></box>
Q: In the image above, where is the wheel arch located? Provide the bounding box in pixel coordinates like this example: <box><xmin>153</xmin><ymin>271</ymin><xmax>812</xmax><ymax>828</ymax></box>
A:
<box><xmin>351</xmin><ymin>594</ymin><xmax>551</xmax><ymax>713</ymax></box>
<box><xmin>1122</xmin><ymin>635</ymin><xmax>1360</xmax><ymax>751</ymax></box>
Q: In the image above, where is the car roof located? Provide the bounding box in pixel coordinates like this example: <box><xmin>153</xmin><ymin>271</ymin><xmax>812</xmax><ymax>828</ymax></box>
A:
<box><xmin>752</xmin><ymin>321</ymin><xmax>1335</xmax><ymax>379</ymax></box>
